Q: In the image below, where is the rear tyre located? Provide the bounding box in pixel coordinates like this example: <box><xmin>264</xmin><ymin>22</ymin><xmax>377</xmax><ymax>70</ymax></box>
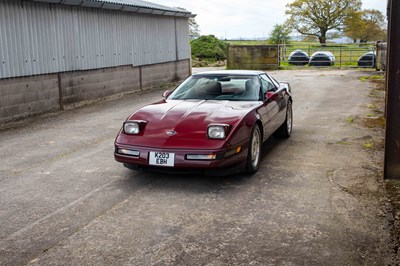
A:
<box><xmin>274</xmin><ymin>100</ymin><xmax>292</xmax><ymax>138</ymax></box>
<box><xmin>246</xmin><ymin>125</ymin><xmax>262</xmax><ymax>174</ymax></box>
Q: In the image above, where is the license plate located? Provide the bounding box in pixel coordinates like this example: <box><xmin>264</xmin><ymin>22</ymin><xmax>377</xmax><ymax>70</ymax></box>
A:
<box><xmin>149</xmin><ymin>152</ymin><xmax>175</xmax><ymax>167</ymax></box>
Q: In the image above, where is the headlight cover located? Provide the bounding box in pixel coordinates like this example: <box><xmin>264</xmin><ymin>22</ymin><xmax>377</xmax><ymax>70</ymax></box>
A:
<box><xmin>123</xmin><ymin>120</ymin><xmax>147</xmax><ymax>135</ymax></box>
<box><xmin>207</xmin><ymin>124</ymin><xmax>230</xmax><ymax>139</ymax></box>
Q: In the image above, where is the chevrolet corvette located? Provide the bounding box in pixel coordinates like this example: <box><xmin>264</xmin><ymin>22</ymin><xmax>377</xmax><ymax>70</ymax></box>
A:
<box><xmin>114</xmin><ymin>70</ymin><xmax>292</xmax><ymax>175</ymax></box>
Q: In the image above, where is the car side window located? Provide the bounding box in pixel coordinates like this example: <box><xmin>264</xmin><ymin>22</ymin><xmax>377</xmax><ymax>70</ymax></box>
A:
<box><xmin>260</xmin><ymin>74</ymin><xmax>276</xmax><ymax>94</ymax></box>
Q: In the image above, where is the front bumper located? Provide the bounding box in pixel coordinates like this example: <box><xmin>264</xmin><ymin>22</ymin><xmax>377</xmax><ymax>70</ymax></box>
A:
<box><xmin>114</xmin><ymin>143</ymin><xmax>249</xmax><ymax>175</ymax></box>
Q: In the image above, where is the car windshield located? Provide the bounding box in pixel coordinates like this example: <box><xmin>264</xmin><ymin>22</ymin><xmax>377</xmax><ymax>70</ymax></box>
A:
<box><xmin>168</xmin><ymin>75</ymin><xmax>261</xmax><ymax>101</ymax></box>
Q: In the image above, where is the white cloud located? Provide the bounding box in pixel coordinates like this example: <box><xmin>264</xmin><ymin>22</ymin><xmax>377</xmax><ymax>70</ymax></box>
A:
<box><xmin>152</xmin><ymin>0</ymin><xmax>387</xmax><ymax>39</ymax></box>
<box><xmin>362</xmin><ymin>0</ymin><xmax>388</xmax><ymax>11</ymax></box>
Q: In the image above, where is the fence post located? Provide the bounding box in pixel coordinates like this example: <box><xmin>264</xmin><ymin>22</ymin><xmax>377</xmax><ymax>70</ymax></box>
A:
<box><xmin>278</xmin><ymin>44</ymin><xmax>281</xmax><ymax>67</ymax></box>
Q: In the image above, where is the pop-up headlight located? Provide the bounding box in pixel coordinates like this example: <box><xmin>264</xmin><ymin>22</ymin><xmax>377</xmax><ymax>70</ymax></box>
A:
<box><xmin>123</xmin><ymin>120</ymin><xmax>147</xmax><ymax>135</ymax></box>
<box><xmin>207</xmin><ymin>124</ymin><xmax>230</xmax><ymax>139</ymax></box>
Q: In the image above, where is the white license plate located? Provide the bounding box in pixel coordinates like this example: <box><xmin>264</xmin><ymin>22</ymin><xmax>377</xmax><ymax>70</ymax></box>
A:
<box><xmin>149</xmin><ymin>152</ymin><xmax>175</xmax><ymax>167</ymax></box>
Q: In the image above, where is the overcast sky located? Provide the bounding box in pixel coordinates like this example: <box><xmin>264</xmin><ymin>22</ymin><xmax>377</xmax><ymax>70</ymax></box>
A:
<box><xmin>152</xmin><ymin>0</ymin><xmax>388</xmax><ymax>39</ymax></box>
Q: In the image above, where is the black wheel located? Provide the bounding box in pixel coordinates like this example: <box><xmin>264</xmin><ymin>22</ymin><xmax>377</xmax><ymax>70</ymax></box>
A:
<box><xmin>246</xmin><ymin>125</ymin><xmax>262</xmax><ymax>174</ymax></box>
<box><xmin>274</xmin><ymin>100</ymin><xmax>292</xmax><ymax>138</ymax></box>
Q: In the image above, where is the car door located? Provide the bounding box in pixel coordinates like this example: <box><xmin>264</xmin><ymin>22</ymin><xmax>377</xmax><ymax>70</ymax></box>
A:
<box><xmin>259</xmin><ymin>74</ymin><xmax>282</xmax><ymax>137</ymax></box>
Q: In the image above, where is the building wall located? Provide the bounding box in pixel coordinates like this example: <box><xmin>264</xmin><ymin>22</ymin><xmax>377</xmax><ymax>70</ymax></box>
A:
<box><xmin>0</xmin><ymin>74</ymin><xmax>60</xmax><ymax>123</ymax></box>
<box><xmin>0</xmin><ymin>0</ymin><xmax>191</xmax><ymax>79</ymax></box>
<box><xmin>0</xmin><ymin>60</ymin><xmax>190</xmax><ymax>123</ymax></box>
<box><xmin>0</xmin><ymin>0</ymin><xmax>192</xmax><ymax>123</ymax></box>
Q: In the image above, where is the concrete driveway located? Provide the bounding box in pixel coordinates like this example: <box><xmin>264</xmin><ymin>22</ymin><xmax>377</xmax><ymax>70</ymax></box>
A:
<box><xmin>0</xmin><ymin>69</ymin><xmax>391</xmax><ymax>265</ymax></box>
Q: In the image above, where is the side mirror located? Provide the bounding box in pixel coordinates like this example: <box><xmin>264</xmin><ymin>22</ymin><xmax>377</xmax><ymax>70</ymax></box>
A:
<box><xmin>162</xmin><ymin>90</ymin><xmax>172</xmax><ymax>99</ymax></box>
<box><xmin>266</xmin><ymin>91</ymin><xmax>277</xmax><ymax>100</ymax></box>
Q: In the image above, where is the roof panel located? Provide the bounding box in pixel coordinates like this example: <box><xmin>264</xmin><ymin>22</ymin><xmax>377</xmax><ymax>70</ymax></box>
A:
<box><xmin>32</xmin><ymin>0</ymin><xmax>195</xmax><ymax>17</ymax></box>
<box><xmin>37</xmin><ymin>0</ymin><xmax>60</xmax><ymax>3</ymax></box>
<box><xmin>63</xmin><ymin>0</ymin><xmax>84</xmax><ymax>5</ymax></box>
<box><xmin>121</xmin><ymin>6</ymin><xmax>140</xmax><ymax>12</ymax></box>
<box><xmin>81</xmin><ymin>1</ymin><xmax>103</xmax><ymax>7</ymax></box>
<box><xmin>101</xmin><ymin>3</ymin><xmax>123</xmax><ymax>10</ymax></box>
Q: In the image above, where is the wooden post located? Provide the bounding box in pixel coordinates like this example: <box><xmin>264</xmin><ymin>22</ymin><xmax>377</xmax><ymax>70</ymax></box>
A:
<box><xmin>384</xmin><ymin>0</ymin><xmax>400</xmax><ymax>179</ymax></box>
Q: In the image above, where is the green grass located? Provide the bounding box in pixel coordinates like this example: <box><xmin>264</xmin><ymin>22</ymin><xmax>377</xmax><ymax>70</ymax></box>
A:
<box><xmin>363</xmin><ymin>142</ymin><xmax>374</xmax><ymax>149</ymax></box>
<box><xmin>346</xmin><ymin>116</ymin><xmax>355</xmax><ymax>123</ymax></box>
<box><xmin>369</xmin><ymin>75</ymin><xmax>385</xmax><ymax>80</ymax></box>
<box><xmin>361</xmin><ymin>75</ymin><xmax>385</xmax><ymax>82</ymax></box>
<box><xmin>336</xmin><ymin>141</ymin><xmax>351</xmax><ymax>145</ymax></box>
<box><xmin>226</xmin><ymin>40</ymin><xmax>271</xmax><ymax>45</ymax></box>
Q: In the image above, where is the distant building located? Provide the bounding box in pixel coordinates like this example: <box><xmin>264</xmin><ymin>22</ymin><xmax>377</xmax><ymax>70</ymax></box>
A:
<box><xmin>0</xmin><ymin>0</ymin><xmax>195</xmax><ymax>123</ymax></box>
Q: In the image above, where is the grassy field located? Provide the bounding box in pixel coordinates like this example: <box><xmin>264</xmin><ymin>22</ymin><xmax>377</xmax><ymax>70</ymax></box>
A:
<box><xmin>225</xmin><ymin>40</ymin><xmax>376</xmax><ymax>68</ymax></box>
<box><xmin>225</xmin><ymin>40</ymin><xmax>271</xmax><ymax>46</ymax></box>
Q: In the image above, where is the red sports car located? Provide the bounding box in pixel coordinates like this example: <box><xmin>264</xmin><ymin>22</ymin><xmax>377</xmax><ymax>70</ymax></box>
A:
<box><xmin>114</xmin><ymin>70</ymin><xmax>292</xmax><ymax>175</ymax></box>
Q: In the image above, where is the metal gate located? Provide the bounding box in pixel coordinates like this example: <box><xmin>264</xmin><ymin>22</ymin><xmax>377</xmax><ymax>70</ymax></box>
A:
<box><xmin>278</xmin><ymin>43</ymin><xmax>378</xmax><ymax>68</ymax></box>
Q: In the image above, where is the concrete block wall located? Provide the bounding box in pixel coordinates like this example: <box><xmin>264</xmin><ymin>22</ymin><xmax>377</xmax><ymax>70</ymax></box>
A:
<box><xmin>0</xmin><ymin>60</ymin><xmax>190</xmax><ymax>124</ymax></box>
<box><xmin>61</xmin><ymin>66</ymin><xmax>141</xmax><ymax>107</ymax></box>
<box><xmin>376</xmin><ymin>42</ymin><xmax>387</xmax><ymax>71</ymax></box>
<box><xmin>0</xmin><ymin>74</ymin><xmax>60</xmax><ymax>124</ymax></box>
<box><xmin>227</xmin><ymin>45</ymin><xmax>279</xmax><ymax>70</ymax></box>
<box><xmin>141</xmin><ymin>60</ymin><xmax>190</xmax><ymax>89</ymax></box>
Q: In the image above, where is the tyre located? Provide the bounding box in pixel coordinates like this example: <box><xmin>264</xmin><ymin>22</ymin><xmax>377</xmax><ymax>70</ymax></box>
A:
<box><xmin>246</xmin><ymin>125</ymin><xmax>262</xmax><ymax>174</ymax></box>
<box><xmin>274</xmin><ymin>100</ymin><xmax>292</xmax><ymax>138</ymax></box>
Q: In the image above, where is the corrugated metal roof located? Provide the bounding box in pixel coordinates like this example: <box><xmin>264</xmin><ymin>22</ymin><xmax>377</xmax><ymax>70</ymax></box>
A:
<box><xmin>0</xmin><ymin>0</ymin><xmax>191</xmax><ymax>79</ymax></box>
<box><xmin>32</xmin><ymin>0</ymin><xmax>196</xmax><ymax>17</ymax></box>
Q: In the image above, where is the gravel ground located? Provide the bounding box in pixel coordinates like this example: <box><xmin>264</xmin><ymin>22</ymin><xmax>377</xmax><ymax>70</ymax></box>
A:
<box><xmin>0</xmin><ymin>69</ymin><xmax>396</xmax><ymax>265</ymax></box>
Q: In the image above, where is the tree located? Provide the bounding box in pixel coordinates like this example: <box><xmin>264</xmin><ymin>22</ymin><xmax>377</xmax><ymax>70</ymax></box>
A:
<box><xmin>269</xmin><ymin>24</ymin><xmax>291</xmax><ymax>44</ymax></box>
<box><xmin>176</xmin><ymin>7</ymin><xmax>200</xmax><ymax>39</ymax></box>
<box><xmin>343</xmin><ymin>11</ymin><xmax>364</xmax><ymax>42</ymax></box>
<box><xmin>190</xmin><ymin>35</ymin><xmax>227</xmax><ymax>61</ymax></box>
<box><xmin>344</xmin><ymin>9</ymin><xmax>387</xmax><ymax>42</ymax></box>
<box><xmin>189</xmin><ymin>17</ymin><xmax>200</xmax><ymax>39</ymax></box>
<box><xmin>361</xmin><ymin>9</ymin><xmax>387</xmax><ymax>42</ymax></box>
<box><xmin>285</xmin><ymin>0</ymin><xmax>362</xmax><ymax>45</ymax></box>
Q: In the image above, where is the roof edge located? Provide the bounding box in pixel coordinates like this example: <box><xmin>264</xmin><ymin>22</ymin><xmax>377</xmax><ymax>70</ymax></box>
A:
<box><xmin>32</xmin><ymin>0</ymin><xmax>196</xmax><ymax>18</ymax></box>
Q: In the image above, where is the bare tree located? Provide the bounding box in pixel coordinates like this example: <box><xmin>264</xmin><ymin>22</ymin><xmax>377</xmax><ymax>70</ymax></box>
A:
<box><xmin>189</xmin><ymin>17</ymin><xmax>200</xmax><ymax>39</ymax></box>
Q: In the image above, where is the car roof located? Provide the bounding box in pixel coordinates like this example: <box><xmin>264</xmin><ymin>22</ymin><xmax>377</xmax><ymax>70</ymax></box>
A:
<box><xmin>192</xmin><ymin>70</ymin><xmax>265</xmax><ymax>76</ymax></box>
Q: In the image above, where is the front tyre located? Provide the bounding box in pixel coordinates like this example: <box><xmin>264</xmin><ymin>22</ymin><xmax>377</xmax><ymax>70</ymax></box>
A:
<box><xmin>274</xmin><ymin>100</ymin><xmax>292</xmax><ymax>138</ymax></box>
<box><xmin>246</xmin><ymin>125</ymin><xmax>262</xmax><ymax>174</ymax></box>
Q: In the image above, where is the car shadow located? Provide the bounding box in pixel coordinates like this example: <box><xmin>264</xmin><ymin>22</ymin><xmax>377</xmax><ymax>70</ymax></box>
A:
<box><xmin>260</xmin><ymin>135</ymin><xmax>289</xmax><ymax>163</ymax></box>
<box><xmin>126</xmin><ymin>169</ymin><xmax>248</xmax><ymax>195</ymax></box>
<box><xmin>121</xmin><ymin>136</ymin><xmax>288</xmax><ymax>194</ymax></box>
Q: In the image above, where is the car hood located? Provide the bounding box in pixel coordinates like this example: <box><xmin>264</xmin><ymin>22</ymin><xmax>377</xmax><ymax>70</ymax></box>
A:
<box><xmin>117</xmin><ymin>99</ymin><xmax>261</xmax><ymax>149</ymax></box>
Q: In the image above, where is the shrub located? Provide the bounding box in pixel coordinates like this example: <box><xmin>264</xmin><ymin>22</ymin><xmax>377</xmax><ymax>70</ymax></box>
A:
<box><xmin>190</xmin><ymin>35</ymin><xmax>228</xmax><ymax>61</ymax></box>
